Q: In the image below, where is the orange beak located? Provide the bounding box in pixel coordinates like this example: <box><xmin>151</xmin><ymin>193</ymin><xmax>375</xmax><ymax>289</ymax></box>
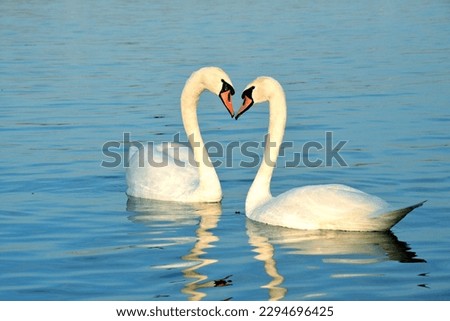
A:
<box><xmin>220</xmin><ymin>90</ymin><xmax>234</xmax><ymax>118</ymax></box>
<box><xmin>235</xmin><ymin>95</ymin><xmax>254</xmax><ymax>120</ymax></box>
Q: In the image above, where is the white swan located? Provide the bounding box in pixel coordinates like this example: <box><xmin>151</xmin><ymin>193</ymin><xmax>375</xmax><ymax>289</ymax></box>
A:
<box><xmin>235</xmin><ymin>76</ymin><xmax>425</xmax><ymax>231</ymax></box>
<box><xmin>126</xmin><ymin>67</ymin><xmax>235</xmax><ymax>202</ymax></box>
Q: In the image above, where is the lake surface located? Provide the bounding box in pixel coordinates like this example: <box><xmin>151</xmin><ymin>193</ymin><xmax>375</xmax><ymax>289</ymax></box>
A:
<box><xmin>1</xmin><ymin>0</ymin><xmax>449</xmax><ymax>300</ymax></box>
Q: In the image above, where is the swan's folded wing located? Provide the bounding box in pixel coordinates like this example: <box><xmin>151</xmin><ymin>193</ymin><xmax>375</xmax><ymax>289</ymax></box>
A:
<box><xmin>126</xmin><ymin>144</ymin><xmax>198</xmax><ymax>200</ymax></box>
<box><xmin>251</xmin><ymin>185</ymin><xmax>413</xmax><ymax>231</ymax></box>
<box><xmin>156</xmin><ymin>142</ymin><xmax>193</xmax><ymax>164</ymax></box>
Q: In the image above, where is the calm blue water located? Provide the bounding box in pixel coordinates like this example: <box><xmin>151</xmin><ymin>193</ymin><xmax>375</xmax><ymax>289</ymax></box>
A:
<box><xmin>1</xmin><ymin>0</ymin><xmax>449</xmax><ymax>300</ymax></box>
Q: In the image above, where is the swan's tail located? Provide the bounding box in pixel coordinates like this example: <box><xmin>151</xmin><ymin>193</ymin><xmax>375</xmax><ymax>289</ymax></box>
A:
<box><xmin>128</xmin><ymin>145</ymin><xmax>140</xmax><ymax>162</ymax></box>
<box><xmin>379</xmin><ymin>200</ymin><xmax>427</xmax><ymax>230</ymax></box>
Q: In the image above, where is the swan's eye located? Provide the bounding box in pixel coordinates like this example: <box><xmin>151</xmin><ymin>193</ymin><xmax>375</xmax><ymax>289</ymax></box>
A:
<box><xmin>220</xmin><ymin>79</ymin><xmax>235</xmax><ymax>96</ymax></box>
<box><xmin>241</xmin><ymin>86</ymin><xmax>255</xmax><ymax>99</ymax></box>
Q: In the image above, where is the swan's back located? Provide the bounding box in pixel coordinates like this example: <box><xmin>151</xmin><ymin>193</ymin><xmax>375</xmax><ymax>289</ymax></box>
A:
<box><xmin>126</xmin><ymin>144</ymin><xmax>198</xmax><ymax>201</ymax></box>
<box><xmin>248</xmin><ymin>184</ymin><xmax>421</xmax><ymax>231</ymax></box>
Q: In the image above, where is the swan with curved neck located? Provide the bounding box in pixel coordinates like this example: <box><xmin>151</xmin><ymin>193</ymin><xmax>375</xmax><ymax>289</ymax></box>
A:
<box><xmin>126</xmin><ymin>67</ymin><xmax>235</xmax><ymax>202</ymax></box>
<box><xmin>235</xmin><ymin>76</ymin><xmax>425</xmax><ymax>231</ymax></box>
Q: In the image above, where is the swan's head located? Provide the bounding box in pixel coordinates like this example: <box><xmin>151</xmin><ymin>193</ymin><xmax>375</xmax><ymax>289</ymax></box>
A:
<box><xmin>192</xmin><ymin>67</ymin><xmax>235</xmax><ymax>118</ymax></box>
<box><xmin>235</xmin><ymin>76</ymin><xmax>283</xmax><ymax>120</ymax></box>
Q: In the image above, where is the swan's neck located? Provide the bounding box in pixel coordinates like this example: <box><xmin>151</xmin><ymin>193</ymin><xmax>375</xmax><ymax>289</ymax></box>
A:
<box><xmin>246</xmin><ymin>90</ymin><xmax>287</xmax><ymax>213</ymax></box>
<box><xmin>181</xmin><ymin>80</ymin><xmax>221</xmax><ymax>200</ymax></box>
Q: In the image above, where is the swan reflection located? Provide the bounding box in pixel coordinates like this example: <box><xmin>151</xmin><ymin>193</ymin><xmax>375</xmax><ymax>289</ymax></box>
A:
<box><xmin>246</xmin><ymin>219</ymin><xmax>425</xmax><ymax>300</ymax></box>
<box><xmin>127</xmin><ymin>197</ymin><xmax>224</xmax><ymax>300</ymax></box>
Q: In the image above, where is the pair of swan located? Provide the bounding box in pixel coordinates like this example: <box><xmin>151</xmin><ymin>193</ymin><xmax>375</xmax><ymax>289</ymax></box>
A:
<box><xmin>126</xmin><ymin>67</ymin><xmax>425</xmax><ymax>232</ymax></box>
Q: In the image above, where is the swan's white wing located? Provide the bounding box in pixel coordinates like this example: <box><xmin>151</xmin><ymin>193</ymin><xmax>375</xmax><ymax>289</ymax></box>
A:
<box><xmin>126</xmin><ymin>144</ymin><xmax>198</xmax><ymax>201</ymax></box>
<box><xmin>155</xmin><ymin>142</ymin><xmax>193</xmax><ymax>164</ymax></box>
<box><xmin>248</xmin><ymin>184</ymin><xmax>408</xmax><ymax>231</ymax></box>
